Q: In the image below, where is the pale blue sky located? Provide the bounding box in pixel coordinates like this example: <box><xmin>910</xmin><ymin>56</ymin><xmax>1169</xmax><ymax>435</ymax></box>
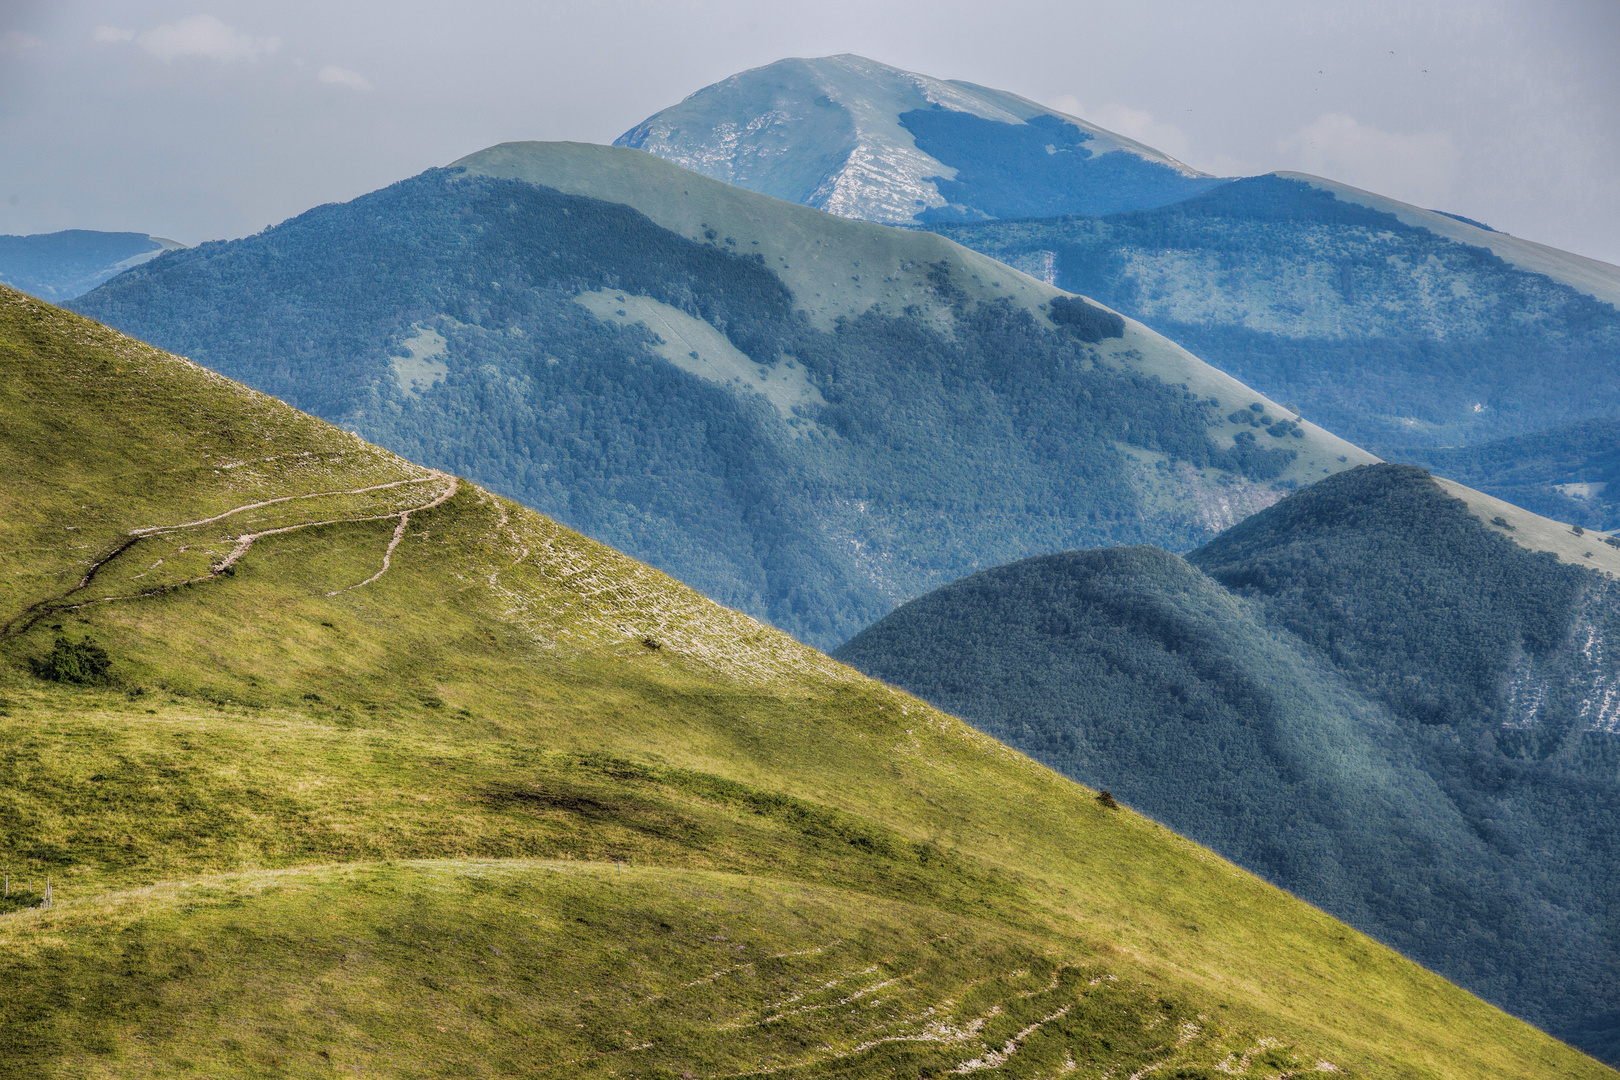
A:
<box><xmin>3</xmin><ymin>0</ymin><xmax>1617</xmax><ymax>263</ymax></box>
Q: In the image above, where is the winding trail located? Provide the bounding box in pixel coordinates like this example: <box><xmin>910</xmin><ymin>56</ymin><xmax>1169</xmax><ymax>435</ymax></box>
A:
<box><xmin>2</xmin><ymin>471</ymin><xmax>458</xmax><ymax>640</ymax></box>
<box><xmin>326</xmin><ymin>475</ymin><xmax>459</xmax><ymax>595</ymax></box>
<box><xmin>130</xmin><ymin>476</ymin><xmax>440</xmax><ymax>537</ymax></box>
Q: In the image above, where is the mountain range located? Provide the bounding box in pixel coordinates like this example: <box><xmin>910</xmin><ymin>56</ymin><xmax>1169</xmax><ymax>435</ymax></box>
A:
<box><xmin>3</xmin><ymin>284</ymin><xmax>1601</xmax><ymax>1076</ymax></box>
<box><xmin>26</xmin><ymin>51</ymin><xmax>1620</xmax><ymax>1074</ymax></box>
<box><xmin>619</xmin><ymin>55</ymin><xmax>1620</xmax><ymax>518</ymax></box>
<box><xmin>71</xmin><ymin>141</ymin><xmax>1368</xmax><ymax>649</ymax></box>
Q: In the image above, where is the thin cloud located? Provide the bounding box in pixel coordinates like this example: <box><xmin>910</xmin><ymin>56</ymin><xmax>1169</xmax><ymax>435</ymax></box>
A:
<box><xmin>133</xmin><ymin>14</ymin><xmax>280</xmax><ymax>63</ymax></box>
<box><xmin>1</xmin><ymin>30</ymin><xmax>44</xmax><ymax>52</ymax></box>
<box><xmin>318</xmin><ymin>65</ymin><xmax>374</xmax><ymax>91</ymax></box>
<box><xmin>1281</xmin><ymin>113</ymin><xmax>1459</xmax><ymax>206</ymax></box>
<box><xmin>94</xmin><ymin>26</ymin><xmax>135</xmax><ymax>43</ymax></box>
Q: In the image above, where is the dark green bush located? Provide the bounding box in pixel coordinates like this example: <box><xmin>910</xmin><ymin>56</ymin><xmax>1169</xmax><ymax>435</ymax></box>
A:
<box><xmin>32</xmin><ymin>635</ymin><xmax>111</xmax><ymax>685</ymax></box>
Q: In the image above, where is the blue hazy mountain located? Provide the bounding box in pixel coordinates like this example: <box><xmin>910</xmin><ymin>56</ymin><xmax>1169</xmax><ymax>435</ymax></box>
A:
<box><xmin>615</xmin><ymin>55</ymin><xmax>1225</xmax><ymax>225</ymax></box>
<box><xmin>71</xmin><ymin>142</ymin><xmax>1368</xmax><ymax>649</ymax></box>
<box><xmin>934</xmin><ymin>174</ymin><xmax>1620</xmax><ymax>452</ymax></box>
<box><xmin>0</xmin><ymin>229</ymin><xmax>184</xmax><ymax>302</ymax></box>
<box><xmin>618</xmin><ymin>57</ymin><xmax>1620</xmax><ymax>509</ymax></box>
<box><xmin>836</xmin><ymin>463</ymin><xmax>1620</xmax><ymax>1064</ymax></box>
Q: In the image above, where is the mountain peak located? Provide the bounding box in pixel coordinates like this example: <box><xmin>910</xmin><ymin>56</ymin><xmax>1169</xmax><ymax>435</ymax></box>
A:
<box><xmin>616</xmin><ymin>55</ymin><xmax>1224</xmax><ymax>224</ymax></box>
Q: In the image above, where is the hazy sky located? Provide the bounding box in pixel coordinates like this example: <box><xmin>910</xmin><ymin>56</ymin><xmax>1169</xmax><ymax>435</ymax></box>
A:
<box><xmin>3</xmin><ymin>0</ymin><xmax>1617</xmax><ymax>264</ymax></box>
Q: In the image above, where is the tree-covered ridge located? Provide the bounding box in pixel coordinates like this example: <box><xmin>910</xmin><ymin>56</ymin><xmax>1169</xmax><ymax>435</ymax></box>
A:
<box><xmin>1388</xmin><ymin>417</ymin><xmax>1620</xmax><ymax>532</ymax></box>
<box><xmin>73</xmin><ymin>166</ymin><xmax>1300</xmax><ymax>648</ymax></box>
<box><xmin>930</xmin><ymin>175</ymin><xmax>1620</xmax><ymax>448</ymax></box>
<box><xmin>836</xmin><ymin>464</ymin><xmax>1620</xmax><ymax>1064</ymax></box>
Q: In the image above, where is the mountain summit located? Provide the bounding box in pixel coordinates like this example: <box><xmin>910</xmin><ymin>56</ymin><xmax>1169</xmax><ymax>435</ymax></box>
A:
<box><xmin>616</xmin><ymin>55</ymin><xmax>1224</xmax><ymax>224</ymax></box>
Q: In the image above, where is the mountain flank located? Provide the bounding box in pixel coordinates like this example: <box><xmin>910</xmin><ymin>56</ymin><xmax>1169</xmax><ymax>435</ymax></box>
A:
<box><xmin>71</xmin><ymin>142</ymin><xmax>1369</xmax><ymax>649</ymax></box>
<box><xmin>934</xmin><ymin>173</ymin><xmax>1620</xmax><ymax>450</ymax></box>
<box><xmin>1</xmin><ymin>287</ymin><xmax>1605</xmax><ymax>1075</ymax></box>
<box><xmin>836</xmin><ymin>463</ymin><xmax>1620</xmax><ymax>1063</ymax></box>
<box><xmin>0</xmin><ymin>230</ymin><xmax>184</xmax><ymax>302</ymax></box>
<box><xmin>615</xmin><ymin>58</ymin><xmax>1620</xmax><ymax>466</ymax></box>
<box><xmin>1388</xmin><ymin>418</ymin><xmax>1620</xmax><ymax>532</ymax></box>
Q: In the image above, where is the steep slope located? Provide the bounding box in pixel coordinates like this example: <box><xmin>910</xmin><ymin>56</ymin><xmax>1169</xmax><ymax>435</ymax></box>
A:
<box><xmin>836</xmin><ymin>464</ymin><xmax>1620</xmax><ymax>1063</ymax></box>
<box><xmin>615</xmin><ymin>55</ymin><xmax>1224</xmax><ymax>224</ymax></box>
<box><xmin>0</xmin><ymin>230</ymin><xmax>184</xmax><ymax>302</ymax></box>
<box><xmin>71</xmin><ymin>142</ymin><xmax>1368</xmax><ymax>648</ymax></box>
<box><xmin>933</xmin><ymin>174</ymin><xmax>1620</xmax><ymax>449</ymax></box>
<box><xmin>1</xmin><ymin>290</ymin><xmax>1605</xmax><ymax>1077</ymax></box>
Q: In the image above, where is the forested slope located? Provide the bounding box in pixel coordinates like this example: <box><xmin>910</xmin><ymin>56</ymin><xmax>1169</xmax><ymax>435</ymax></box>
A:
<box><xmin>837</xmin><ymin>464</ymin><xmax>1620</xmax><ymax>1063</ymax></box>
<box><xmin>933</xmin><ymin>175</ymin><xmax>1620</xmax><ymax>450</ymax></box>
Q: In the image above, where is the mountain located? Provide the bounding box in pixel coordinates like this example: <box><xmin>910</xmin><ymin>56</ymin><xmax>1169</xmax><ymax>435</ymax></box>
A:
<box><xmin>835</xmin><ymin>463</ymin><xmax>1620</xmax><ymax>1063</ymax></box>
<box><xmin>615</xmin><ymin>55</ymin><xmax>1225</xmax><ymax>224</ymax></box>
<box><xmin>616</xmin><ymin>58</ymin><xmax>1620</xmax><ymax>454</ymax></box>
<box><xmin>1388</xmin><ymin>417</ymin><xmax>1620</xmax><ymax>531</ymax></box>
<box><xmin>0</xmin><ymin>229</ymin><xmax>184</xmax><ymax>302</ymax></box>
<box><xmin>70</xmin><ymin>142</ymin><xmax>1369</xmax><ymax>649</ymax></box>
<box><xmin>933</xmin><ymin>174</ymin><xmax>1620</xmax><ymax>450</ymax></box>
<box><xmin>2</xmin><ymin>287</ymin><xmax>1602</xmax><ymax>1076</ymax></box>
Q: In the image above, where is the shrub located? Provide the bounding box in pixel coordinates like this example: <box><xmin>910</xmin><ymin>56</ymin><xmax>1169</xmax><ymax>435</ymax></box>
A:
<box><xmin>32</xmin><ymin>634</ymin><xmax>112</xmax><ymax>685</ymax></box>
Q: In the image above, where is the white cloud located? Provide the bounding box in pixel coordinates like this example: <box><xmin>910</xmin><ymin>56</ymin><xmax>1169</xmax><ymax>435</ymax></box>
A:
<box><xmin>1280</xmin><ymin>113</ymin><xmax>1460</xmax><ymax>206</ymax></box>
<box><xmin>1044</xmin><ymin>95</ymin><xmax>1190</xmax><ymax>160</ymax></box>
<box><xmin>93</xmin><ymin>26</ymin><xmax>134</xmax><ymax>43</ymax></box>
<box><xmin>318</xmin><ymin>65</ymin><xmax>373</xmax><ymax>91</ymax></box>
<box><xmin>1</xmin><ymin>30</ymin><xmax>44</xmax><ymax>52</ymax></box>
<box><xmin>134</xmin><ymin>14</ymin><xmax>279</xmax><ymax>63</ymax></box>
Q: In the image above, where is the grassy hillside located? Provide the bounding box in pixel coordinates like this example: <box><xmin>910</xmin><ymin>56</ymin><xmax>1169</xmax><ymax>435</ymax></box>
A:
<box><xmin>931</xmin><ymin>174</ymin><xmax>1620</xmax><ymax>450</ymax></box>
<box><xmin>836</xmin><ymin>464</ymin><xmax>1620</xmax><ymax>1063</ymax></box>
<box><xmin>70</xmin><ymin>143</ymin><xmax>1368</xmax><ymax>649</ymax></box>
<box><xmin>0</xmin><ymin>290</ymin><xmax>1605</xmax><ymax>1077</ymax></box>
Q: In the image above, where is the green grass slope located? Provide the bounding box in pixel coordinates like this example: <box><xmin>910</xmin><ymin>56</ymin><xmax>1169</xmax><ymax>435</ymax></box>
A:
<box><xmin>71</xmin><ymin>143</ymin><xmax>1369</xmax><ymax>649</ymax></box>
<box><xmin>836</xmin><ymin>465</ymin><xmax>1620</xmax><ymax>1063</ymax></box>
<box><xmin>0</xmin><ymin>290</ymin><xmax>1604</xmax><ymax>1078</ymax></box>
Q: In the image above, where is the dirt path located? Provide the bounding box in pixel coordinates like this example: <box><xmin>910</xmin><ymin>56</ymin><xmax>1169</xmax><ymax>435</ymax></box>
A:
<box><xmin>2</xmin><ymin>472</ymin><xmax>458</xmax><ymax>640</ymax></box>
<box><xmin>131</xmin><ymin>475</ymin><xmax>441</xmax><ymax>538</ymax></box>
<box><xmin>326</xmin><ymin>475</ymin><xmax>459</xmax><ymax>594</ymax></box>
